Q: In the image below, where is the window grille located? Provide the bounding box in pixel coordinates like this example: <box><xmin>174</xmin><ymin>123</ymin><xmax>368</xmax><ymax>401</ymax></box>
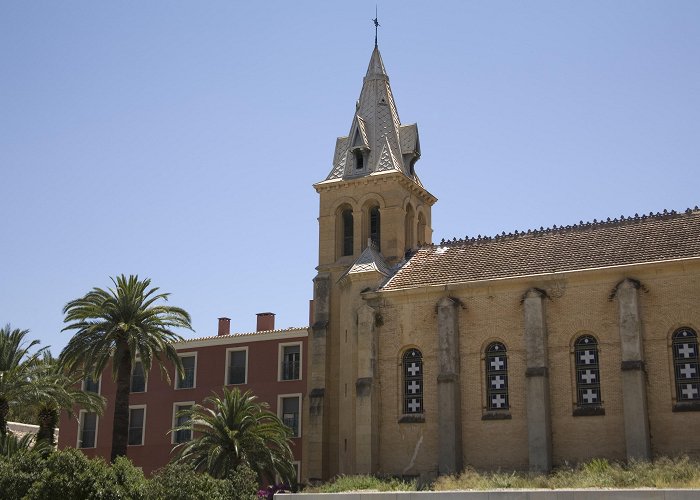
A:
<box><xmin>281</xmin><ymin>397</ymin><xmax>300</xmax><ymax>437</ymax></box>
<box><xmin>281</xmin><ymin>345</ymin><xmax>300</xmax><ymax>381</ymax></box>
<box><xmin>177</xmin><ymin>355</ymin><xmax>196</xmax><ymax>389</ymax></box>
<box><xmin>574</xmin><ymin>335</ymin><xmax>602</xmax><ymax>406</ymax></box>
<box><xmin>342</xmin><ymin>209</ymin><xmax>353</xmax><ymax>256</ymax></box>
<box><xmin>370</xmin><ymin>206</ymin><xmax>381</xmax><ymax>250</ymax></box>
<box><xmin>128</xmin><ymin>407</ymin><xmax>145</xmax><ymax>446</ymax></box>
<box><xmin>485</xmin><ymin>342</ymin><xmax>509</xmax><ymax>410</ymax></box>
<box><xmin>673</xmin><ymin>327</ymin><xmax>700</xmax><ymax>402</ymax></box>
<box><xmin>78</xmin><ymin>412</ymin><xmax>97</xmax><ymax>448</ymax></box>
<box><xmin>403</xmin><ymin>348</ymin><xmax>423</xmax><ymax>414</ymax></box>
<box><xmin>173</xmin><ymin>404</ymin><xmax>192</xmax><ymax>444</ymax></box>
<box><xmin>83</xmin><ymin>376</ymin><xmax>100</xmax><ymax>393</ymax></box>
<box><xmin>227</xmin><ymin>350</ymin><xmax>246</xmax><ymax>385</ymax></box>
<box><xmin>131</xmin><ymin>360</ymin><xmax>145</xmax><ymax>393</ymax></box>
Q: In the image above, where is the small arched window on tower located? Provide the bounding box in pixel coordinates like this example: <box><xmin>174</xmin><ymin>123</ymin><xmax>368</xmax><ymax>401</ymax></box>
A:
<box><xmin>573</xmin><ymin>335</ymin><xmax>604</xmax><ymax>416</ymax></box>
<box><xmin>672</xmin><ymin>327</ymin><xmax>700</xmax><ymax>410</ymax></box>
<box><xmin>402</xmin><ymin>348</ymin><xmax>423</xmax><ymax>417</ymax></box>
<box><xmin>369</xmin><ymin>206</ymin><xmax>380</xmax><ymax>250</ymax></box>
<box><xmin>353</xmin><ymin>149</ymin><xmax>364</xmax><ymax>170</ymax></box>
<box><xmin>341</xmin><ymin>208</ymin><xmax>353</xmax><ymax>256</ymax></box>
<box><xmin>485</xmin><ymin>342</ymin><xmax>509</xmax><ymax>414</ymax></box>
<box><xmin>417</xmin><ymin>212</ymin><xmax>426</xmax><ymax>245</ymax></box>
<box><xmin>405</xmin><ymin>204</ymin><xmax>415</xmax><ymax>251</ymax></box>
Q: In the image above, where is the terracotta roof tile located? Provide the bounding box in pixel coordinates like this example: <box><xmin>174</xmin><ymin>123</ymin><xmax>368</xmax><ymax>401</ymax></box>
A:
<box><xmin>382</xmin><ymin>209</ymin><xmax>700</xmax><ymax>291</ymax></box>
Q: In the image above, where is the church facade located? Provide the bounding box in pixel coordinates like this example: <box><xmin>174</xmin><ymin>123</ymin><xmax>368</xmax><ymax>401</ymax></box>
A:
<box><xmin>304</xmin><ymin>44</ymin><xmax>700</xmax><ymax>482</ymax></box>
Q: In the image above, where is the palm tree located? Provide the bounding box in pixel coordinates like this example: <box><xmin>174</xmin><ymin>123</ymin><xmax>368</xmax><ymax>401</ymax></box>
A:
<box><xmin>0</xmin><ymin>325</ymin><xmax>47</xmax><ymax>437</ymax></box>
<box><xmin>60</xmin><ymin>274</ymin><xmax>192</xmax><ymax>461</ymax></box>
<box><xmin>31</xmin><ymin>354</ymin><xmax>105</xmax><ymax>447</ymax></box>
<box><xmin>171</xmin><ymin>387</ymin><xmax>295</xmax><ymax>484</ymax></box>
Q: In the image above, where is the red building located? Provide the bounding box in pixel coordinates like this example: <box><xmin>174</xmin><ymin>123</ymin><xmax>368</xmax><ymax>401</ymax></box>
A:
<box><xmin>57</xmin><ymin>313</ymin><xmax>308</xmax><ymax>479</ymax></box>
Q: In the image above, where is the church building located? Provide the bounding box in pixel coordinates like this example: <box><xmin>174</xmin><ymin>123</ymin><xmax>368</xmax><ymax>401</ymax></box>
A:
<box><xmin>304</xmin><ymin>42</ymin><xmax>700</xmax><ymax>482</ymax></box>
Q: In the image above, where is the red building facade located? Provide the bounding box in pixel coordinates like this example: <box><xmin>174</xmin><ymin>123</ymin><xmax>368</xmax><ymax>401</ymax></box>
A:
<box><xmin>57</xmin><ymin>313</ymin><xmax>308</xmax><ymax>478</ymax></box>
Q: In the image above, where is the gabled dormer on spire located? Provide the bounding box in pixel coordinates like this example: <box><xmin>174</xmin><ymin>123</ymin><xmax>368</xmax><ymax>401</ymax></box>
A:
<box><xmin>324</xmin><ymin>46</ymin><xmax>422</xmax><ymax>184</ymax></box>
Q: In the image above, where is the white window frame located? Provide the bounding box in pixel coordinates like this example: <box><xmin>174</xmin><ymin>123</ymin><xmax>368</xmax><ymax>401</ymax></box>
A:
<box><xmin>130</xmin><ymin>358</ymin><xmax>148</xmax><ymax>393</ymax></box>
<box><xmin>225</xmin><ymin>347</ymin><xmax>248</xmax><ymax>385</ymax></box>
<box><xmin>175</xmin><ymin>352</ymin><xmax>198</xmax><ymax>390</ymax></box>
<box><xmin>76</xmin><ymin>410</ymin><xmax>99</xmax><ymax>449</ymax></box>
<box><xmin>171</xmin><ymin>401</ymin><xmax>195</xmax><ymax>445</ymax></box>
<box><xmin>278</xmin><ymin>342</ymin><xmax>303</xmax><ymax>382</ymax></box>
<box><xmin>82</xmin><ymin>375</ymin><xmax>101</xmax><ymax>394</ymax></box>
<box><xmin>127</xmin><ymin>404</ymin><xmax>147</xmax><ymax>446</ymax></box>
<box><xmin>277</xmin><ymin>393</ymin><xmax>302</xmax><ymax>438</ymax></box>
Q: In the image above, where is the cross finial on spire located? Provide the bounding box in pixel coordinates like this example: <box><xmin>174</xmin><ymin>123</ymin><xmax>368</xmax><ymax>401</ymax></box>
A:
<box><xmin>373</xmin><ymin>6</ymin><xmax>380</xmax><ymax>48</ymax></box>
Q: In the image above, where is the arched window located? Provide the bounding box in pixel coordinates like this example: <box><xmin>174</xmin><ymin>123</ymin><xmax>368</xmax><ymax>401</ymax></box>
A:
<box><xmin>405</xmin><ymin>204</ymin><xmax>415</xmax><ymax>251</ymax></box>
<box><xmin>417</xmin><ymin>212</ymin><xmax>426</xmax><ymax>245</ymax></box>
<box><xmin>369</xmin><ymin>206</ymin><xmax>380</xmax><ymax>250</ymax></box>
<box><xmin>353</xmin><ymin>150</ymin><xmax>364</xmax><ymax>170</ymax></box>
<box><xmin>485</xmin><ymin>342</ymin><xmax>509</xmax><ymax>410</ymax></box>
<box><xmin>672</xmin><ymin>327</ymin><xmax>699</xmax><ymax>403</ymax></box>
<box><xmin>403</xmin><ymin>348</ymin><xmax>423</xmax><ymax>414</ymax></box>
<box><xmin>341</xmin><ymin>208</ymin><xmax>353</xmax><ymax>256</ymax></box>
<box><xmin>574</xmin><ymin>335</ymin><xmax>602</xmax><ymax>409</ymax></box>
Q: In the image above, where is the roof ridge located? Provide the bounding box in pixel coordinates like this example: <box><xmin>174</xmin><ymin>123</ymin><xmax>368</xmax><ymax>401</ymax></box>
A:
<box><xmin>177</xmin><ymin>326</ymin><xmax>309</xmax><ymax>343</ymax></box>
<box><xmin>436</xmin><ymin>206</ymin><xmax>700</xmax><ymax>247</ymax></box>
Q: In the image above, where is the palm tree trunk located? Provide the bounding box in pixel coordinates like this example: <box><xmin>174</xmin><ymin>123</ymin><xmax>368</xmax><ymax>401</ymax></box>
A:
<box><xmin>37</xmin><ymin>407</ymin><xmax>58</xmax><ymax>447</ymax></box>
<box><xmin>110</xmin><ymin>349</ymin><xmax>132</xmax><ymax>462</ymax></box>
<box><xmin>0</xmin><ymin>397</ymin><xmax>8</xmax><ymax>437</ymax></box>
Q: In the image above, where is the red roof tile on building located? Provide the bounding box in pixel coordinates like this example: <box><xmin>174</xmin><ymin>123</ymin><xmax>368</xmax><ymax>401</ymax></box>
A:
<box><xmin>382</xmin><ymin>209</ymin><xmax>700</xmax><ymax>291</ymax></box>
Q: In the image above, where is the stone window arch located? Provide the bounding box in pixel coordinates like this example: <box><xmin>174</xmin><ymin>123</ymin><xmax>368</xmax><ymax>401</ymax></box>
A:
<box><xmin>402</xmin><ymin>348</ymin><xmax>423</xmax><ymax>415</ymax></box>
<box><xmin>573</xmin><ymin>334</ymin><xmax>604</xmax><ymax>415</ymax></box>
<box><xmin>404</xmin><ymin>203</ymin><xmax>415</xmax><ymax>252</ymax></box>
<box><xmin>335</xmin><ymin>204</ymin><xmax>354</xmax><ymax>258</ymax></box>
<box><xmin>417</xmin><ymin>212</ymin><xmax>426</xmax><ymax>245</ymax></box>
<box><xmin>485</xmin><ymin>341</ymin><xmax>509</xmax><ymax>412</ymax></box>
<box><xmin>672</xmin><ymin>327</ymin><xmax>700</xmax><ymax>406</ymax></box>
<box><xmin>362</xmin><ymin>201</ymin><xmax>381</xmax><ymax>251</ymax></box>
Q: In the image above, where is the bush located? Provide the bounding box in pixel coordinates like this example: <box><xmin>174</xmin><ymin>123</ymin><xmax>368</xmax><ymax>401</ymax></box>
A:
<box><xmin>24</xmin><ymin>448</ymin><xmax>146</xmax><ymax>499</ymax></box>
<box><xmin>146</xmin><ymin>462</ymin><xmax>257</xmax><ymax>500</ymax></box>
<box><xmin>0</xmin><ymin>450</ymin><xmax>45</xmax><ymax>500</ymax></box>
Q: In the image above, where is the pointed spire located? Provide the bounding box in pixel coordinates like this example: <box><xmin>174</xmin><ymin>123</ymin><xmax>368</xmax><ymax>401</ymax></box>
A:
<box><xmin>323</xmin><ymin>46</ymin><xmax>422</xmax><ymax>183</ymax></box>
<box><xmin>365</xmin><ymin>46</ymin><xmax>388</xmax><ymax>81</ymax></box>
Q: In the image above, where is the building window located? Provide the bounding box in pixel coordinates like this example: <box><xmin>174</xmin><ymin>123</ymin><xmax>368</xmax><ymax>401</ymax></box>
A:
<box><xmin>353</xmin><ymin>149</ymin><xmax>364</xmax><ymax>170</ymax></box>
<box><xmin>485</xmin><ymin>342</ymin><xmax>509</xmax><ymax>411</ymax></box>
<box><xmin>672</xmin><ymin>327</ymin><xmax>700</xmax><ymax>404</ymax></box>
<box><xmin>417</xmin><ymin>212</ymin><xmax>426</xmax><ymax>245</ymax></box>
<box><xmin>574</xmin><ymin>335</ymin><xmax>604</xmax><ymax>415</ymax></box>
<box><xmin>172</xmin><ymin>403</ymin><xmax>193</xmax><ymax>444</ymax></box>
<box><xmin>131</xmin><ymin>360</ymin><xmax>146</xmax><ymax>393</ymax></box>
<box><xmin>279</xmin><ymin>394</ymin><xmax>301</xmax><ymax>438</ymax></box>
<box><xmin>83</xmin><ymin>376</ymin><xmax>100</xmax><ymax>394</ymax></box>
<box><xmin>342</xmin><ymin>208</ymin><xmax>353</xmax><ymax>256</ymax></box>
<box><xmin>369</xmin><ymin>206</ymin><xmax>380</xmax><ymax>250</ymax></box>
<box><xmin>128</xmin><ymin>406</ymin><xmax>146</xmax><ymax>446</ymax></box>
<box><xmin>405</xmin><ymin>204</ymin><xmax>415</xmax><ymax>251</ymax></box>
<box><xmin>226</xmin><ymin>348</ymin><xmax>247</xmax><ymax>385</ymax></box>
<box><xmin>280</xmin><ymin>343</ymin><xmax>301</xmax><ymax>381</ymax></box>
<box><xmin>403</xmin><ymin>348</ymin><xmax>423</xmax><ymax>415</ymax></box>
<box><xmin>77</xmin><ymin>411</ymin><xmax>97</xmax><ymax>449</ymax></box>
<box><xmin>176</xmin><ymin>354</ymin><xmax>196</xmax><ymax>389</ymax></box>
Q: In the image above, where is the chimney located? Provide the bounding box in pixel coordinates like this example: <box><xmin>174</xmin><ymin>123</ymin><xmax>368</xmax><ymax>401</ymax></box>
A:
<box><xmin>256</xmin><ymin>312</ymin><xmax>275</xmax><ymax>332</ymax></box>
<box><xmin>218</xmin><ymin>317</ymin><xmax>231</xmax><ymax>336</ymax></box>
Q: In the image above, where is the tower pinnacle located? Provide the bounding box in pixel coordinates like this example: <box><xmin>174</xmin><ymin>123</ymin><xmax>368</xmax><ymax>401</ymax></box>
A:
<box><xmin>373</xmin><ymin>8</ymin><xmax>380</xmax><ymax>48</ymax></box>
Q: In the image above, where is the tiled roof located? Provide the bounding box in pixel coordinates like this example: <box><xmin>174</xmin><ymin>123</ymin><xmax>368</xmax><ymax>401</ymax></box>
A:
<box><xmin>176</xmin><ymin>326</ymin><xmax>308</xmax><ymax>344</ymax></box>
<box><xmin>382</xmin><ymin>208</ymin><xmax>700</xmax><ymax>291</ymax></box>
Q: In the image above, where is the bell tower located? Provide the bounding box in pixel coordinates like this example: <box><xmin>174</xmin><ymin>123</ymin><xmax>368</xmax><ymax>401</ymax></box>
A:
<box><xmin>305</xmin><ymin>43</ymin><xmax>436</xmax><ymax>480</ymax></box>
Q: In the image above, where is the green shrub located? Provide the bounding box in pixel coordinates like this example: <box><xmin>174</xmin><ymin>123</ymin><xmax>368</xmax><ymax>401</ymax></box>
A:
<box><xmin>304</xmin><ymin>474</ymin><xmax>416</xmax><ymax>493</ymax></box>
<box><xmin>0</xmin><ymin>450</ymin><xmax>45</xmax><ymax>500</ymax></box>
<box><xmin>146</xmin><ymin>462</ymin><xmax>256</xmax><ymax>500</ymax></box>
<box><xmin>24</xmin><ymin>448</ymin><xmax>146</xmax><ymax>499</ymax></box>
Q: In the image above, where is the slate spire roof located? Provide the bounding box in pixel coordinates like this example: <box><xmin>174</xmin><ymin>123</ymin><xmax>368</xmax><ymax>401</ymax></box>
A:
<box><xmin>381</xmin><ymin>208</ymin><xmax>700</xmax><ymax>291</ymax></box>
<box><xmin>323</xmin><ymin>46</ymin><xmax>422</xmax><ymax>184</ymax></box>
<box><xmin>339</xmin><ymin>240</ymin><xmax>393</xmax><ymax>284</ymax></box>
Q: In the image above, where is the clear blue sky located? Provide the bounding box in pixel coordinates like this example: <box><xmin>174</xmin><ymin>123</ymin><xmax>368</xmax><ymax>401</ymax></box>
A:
<box><xmin>2</xmin><ymin>1</ymin><xmax>699</xmax><ymax>355</ymax></box>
